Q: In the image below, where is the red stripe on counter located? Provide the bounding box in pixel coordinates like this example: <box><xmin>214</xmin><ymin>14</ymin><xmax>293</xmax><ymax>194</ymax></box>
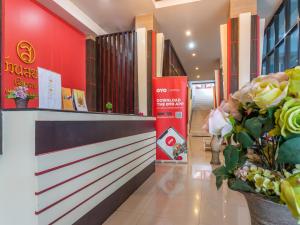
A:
<box><xmin>35</xmin><ymin>143</ymin><xmax>156</xmax><ymax>195</ymax></box>
<box><xmin>35</xmin><ymin>149</ymin><xmax>155</xmax><ymax>215</ymax></box>
<box><xmin>35</xmin><ymin>136</ymin><xmax>155</xmax><ymax>176</ymax></box>
<box><xmin>48</xmin><ymin>154</ymin><xmax>155</xmax><ymax>225</ymax></box>
<box><xmin>37</xmin><ymin>131</ymin><xmax>156</xmax><ymax>156</ymax></box>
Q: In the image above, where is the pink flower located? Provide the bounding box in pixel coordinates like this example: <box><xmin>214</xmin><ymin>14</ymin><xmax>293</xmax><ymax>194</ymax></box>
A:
<box><xmin>220</xmin><ymin>96</ymin><xmax>242</xmax><ymax>121</ymax></box>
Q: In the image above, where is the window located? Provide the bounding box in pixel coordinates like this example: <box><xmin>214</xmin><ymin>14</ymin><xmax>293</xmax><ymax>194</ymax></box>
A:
<box><xmin>278</xmin><ymin>6</ymin><xmax>285</xmax><ymax>41</ymax></box>
<box><xmin>263</xmin><ymin>33</ymin><xmax>267</xmax><ymax>57</ymax></box>
<box><xmin>268</xmin><ymin>52</ymin><xmax>275</xmax><ymax>73</ymax></box>
<box><xmin>262</xmin><ymin>0</ymin><xmax>300</xmax><ymax>74</ymax></box>
<box><xmin>287</xmin><ymin>27</ymin><xmax>299</xmax><ymax>67</ymax></box>
<box><xmin>276</xmin><ymin>41</ymin><xmax>285</xmax><ymax>71</ymax></box>
<box><xmin>289</xmin><ymin>0</ymin><xmax>298</xmax><ymax>28</ymax></box>
<box><xmin>269</xmin><ymin>23</ymin><xmax>275</xmax><ymax>51</ymax></box>
<box><xmin>262</xmin><ymin>60</ymin><xmax>267</xmax><ymax>75</ymax></box>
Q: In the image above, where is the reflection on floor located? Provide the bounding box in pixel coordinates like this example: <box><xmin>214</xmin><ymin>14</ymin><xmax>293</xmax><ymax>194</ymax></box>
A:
<box><xmin>190</xmin><ymin>110</ymin><xmax>211</xmax><ymax>137</ymax></box>
<box><xmin>103</xmin><ymin>137</ymin><xmax>251</xmax><ymax>225</ymax></box>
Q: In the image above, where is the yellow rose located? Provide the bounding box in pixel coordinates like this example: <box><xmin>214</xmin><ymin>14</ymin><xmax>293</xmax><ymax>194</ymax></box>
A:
<box><xmin>277</xmin><ymin>98</ymin><xmax>300</xmax><ymax>137</ymax></box>
<box><xmin>280</xmin><ymin>173</ymin><xmax>300</xmax><ymax>221</ymax></box>
<box><xmin>251</xmin><ymin>73</ymin><xmax>289</xmax><ymax>109</ymax></box>
<box><xmin>286</xmin><ymin>67</ymin><xmax>300</xmax><ymax>98</ymax></box>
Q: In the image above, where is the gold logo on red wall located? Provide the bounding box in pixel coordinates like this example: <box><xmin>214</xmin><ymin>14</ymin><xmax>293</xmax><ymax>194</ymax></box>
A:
<box><xmin>16</xmin><ymin>40</ymin><xmax>35</xmax><ymax>64</ymax></box>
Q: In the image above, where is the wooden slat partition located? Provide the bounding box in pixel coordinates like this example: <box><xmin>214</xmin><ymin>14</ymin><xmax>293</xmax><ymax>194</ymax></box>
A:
<box><xmin>228</xmin><ymin>18</ymin><xmax>239</xmax><ymax>94</ymax></box>
<box><xmin>163</xmin><ymin>40</ymin><xmax>187</xmax><ymax>76</ymax></box>
<box><xmin>250</xmin><ymin>15</ymin><xmax>260</xmax><ymax>80</ymax></box>
<box><xmin>86</xmin><ymin>39</ymin><xmax>97</xmax><ymax>112</ymax></box>
<box><xmin>96</xmin><ymin>31</ymin><xmax>136</xmax><ymax>114</ymax></box>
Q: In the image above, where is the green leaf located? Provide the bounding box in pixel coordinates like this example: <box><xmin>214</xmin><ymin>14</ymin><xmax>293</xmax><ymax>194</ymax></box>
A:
<box><xmin>277</xmin><ymin>137</ymin><xmax>300</xmax><ymax>164</ymax></box>
<box><xmin>213</xmin><ymin>166</ymin><xmax>228</xmax><ymax>177</ymax></box>
<box><xmin>236</xmin><ymin>131</ymin><xmax>254</xmax><ymax>149</ymax></box>
<box><xmin>237</xmin><ymin>154</ymin><xmax>248</xmax><ymax>168</ymax></box>
<box><xmin>267</xmin><ymin>106</ymin><xmax>277</xmax><ymax>119</ymax></box>
<box><xmin>213</xmin><ymin>166</ymin><xmax>229</xmax><ymax>190</ymax></box>
<box><xmin>216</xmin><ymin>176</ymin><xmax>224</xmax><ymax>190</ymax></box>
<box><xmin>283</xmin><ymin>133</ymin><xmax>300</xmax><ymax>141</ymax></box>
<box><xmin>223</xmin><ymin>145</ymin><xmax>239</xmax><ymax>172</ymax></box>
<box><xmin>228</xmin><ymin>178</ymin><xmax>255</xmax><ymax>192</ymax></box>
<box><xmin>245</xmin><ymin>117</ymin><xmax>262</xmax><ymax>138</ymax></box>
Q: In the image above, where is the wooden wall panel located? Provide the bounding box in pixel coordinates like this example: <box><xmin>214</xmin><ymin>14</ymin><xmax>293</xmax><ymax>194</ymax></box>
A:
<box><xmin>228</xmin><ymin>18</ymin><xmax>239</xmax><ymax>94</ymax></box>
<box><xmin>220</xmin><ymin>24</ymin><xmax>228</xmax><ymax>100</ymax></box>
<box><xmin>96</xmin><ymin>32</ymin><xmax>136</xmax><ymax>114</ymax></box>
<box><xmin>250</xmin><ymin>15</ymin><xmax>260</xmax><ymax>80</ymax></box>
<box><xmin>86</xmin><ymin>39</ymin><xmax>97</xmax><ymax>112</ymax></box>
<box><xmin>163</xmin><ymin>40</ymin><xmax>187</xmax><ymax>76</ymax></box>
<box><xmin>147</xmin><ymin>31</ymin><xmax>153</xmax><ymax>116</ymax></box>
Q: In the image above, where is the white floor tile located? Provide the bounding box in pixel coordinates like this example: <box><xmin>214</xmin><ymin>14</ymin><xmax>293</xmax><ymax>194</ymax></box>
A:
<box><xmin>102</xmin><ymin>136</ymin><xmax>251</xmax><ymax>225</ymax></box>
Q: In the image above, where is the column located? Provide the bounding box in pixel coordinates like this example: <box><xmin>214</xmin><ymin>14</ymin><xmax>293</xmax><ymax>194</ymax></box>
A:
<box><xmin>220</xmin><ymin>0</ymin><xmax>265</xmax><ymax>96</ymax></box>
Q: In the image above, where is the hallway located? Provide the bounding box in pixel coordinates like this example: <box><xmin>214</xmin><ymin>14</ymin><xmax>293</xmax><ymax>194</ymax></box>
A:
<box><xmin>103</xmin><ymin>137</ymin><xmax>251</xmax><ymax>225</ymax></box>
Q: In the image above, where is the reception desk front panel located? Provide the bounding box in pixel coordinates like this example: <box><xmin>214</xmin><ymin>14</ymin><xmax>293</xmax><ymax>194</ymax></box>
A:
<box><xmin>0</xmin><ymin>110</ymin><xmax>156</xmax><ymax>225</ymax></box>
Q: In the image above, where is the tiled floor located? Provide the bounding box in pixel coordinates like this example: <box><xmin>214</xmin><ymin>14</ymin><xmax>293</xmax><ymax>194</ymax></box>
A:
<box><xmin>103</xmin><ymin>137</ymin><xmax>251</xmax><ymax>225</ymax></box>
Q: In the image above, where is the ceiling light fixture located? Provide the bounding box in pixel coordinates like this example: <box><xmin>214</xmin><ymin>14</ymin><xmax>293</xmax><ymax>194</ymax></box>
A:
<box><xmin>188</xmin><ymin>42</ymin><xmax>195</xmax><ymax>49</ymax></box>
<box><xmin>197</xmin><ymin>75</ymin><xmax>200</xmax><ymax>79</ymax></box>
<box><xmin>195</xmin><ymin>67</ymin><xmax>199</xmax><ymax>70</ymax></box>
<box><xmin>192</xmin><ymin>53</ymin><xmax>196</xmax><ymax>57</ymax></box>
<box><xmin>185</xmin><ymin>30</ymin><xmax>191</xmax><ymax>36</ymax></box>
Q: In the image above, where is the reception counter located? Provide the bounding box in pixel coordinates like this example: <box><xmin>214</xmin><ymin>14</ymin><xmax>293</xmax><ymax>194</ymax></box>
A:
<box><xmin>0</xmin><ymin>110</ymin><xmax>156</xmax><ymax>225</ymax></box>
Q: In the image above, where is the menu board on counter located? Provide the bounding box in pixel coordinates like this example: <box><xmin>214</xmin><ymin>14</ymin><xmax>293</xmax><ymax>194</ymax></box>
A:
<box><xmin>38</xmin><ymin>67</ymin><xmax>62</xmax><ymax>110</ymax></box>
<box><xmin>73</xmin><ymin>89</ymin><xmax>88</xmax><ymax>111</ymax></box>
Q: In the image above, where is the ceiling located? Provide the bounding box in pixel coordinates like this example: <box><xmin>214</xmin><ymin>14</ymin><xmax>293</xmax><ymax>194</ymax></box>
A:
<box><xmin>155</xmin><ymin>0</ymin><xmax>229</xmax><ymax>80</ymax></box>
<box><xmin>70</xmin><ymin>0</ymin><xmax>282</xmax><ymax>81</ymax></box>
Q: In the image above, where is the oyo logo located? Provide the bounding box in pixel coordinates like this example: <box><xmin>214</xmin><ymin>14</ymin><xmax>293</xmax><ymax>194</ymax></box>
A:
<box><xmin>16</xmin><ymin>40</ymin><xmax>35</xmax><ymax>64</ymax></box>
<box><xmin>156</xmin><ymin>88</ymin><xmax>167</xmax><ymax>93</ymax></box>
<box><xmin>165</xmin><ymin>136</ymin><xmax>176</xmax><ymax>146</ymax></box>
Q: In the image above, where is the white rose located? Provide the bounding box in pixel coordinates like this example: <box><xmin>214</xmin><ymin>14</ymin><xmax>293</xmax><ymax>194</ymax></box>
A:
<box><xmin>208</xmin><ymin>108</ymin><xmax>233</xmax><ymax>137</ymax></box>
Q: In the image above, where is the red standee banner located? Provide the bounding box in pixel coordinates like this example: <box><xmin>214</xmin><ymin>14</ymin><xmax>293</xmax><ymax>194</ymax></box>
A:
<box><xmin>153</xmin><ymin>76</ymin><xmax>188</xmax><ymax>162</ymax></box>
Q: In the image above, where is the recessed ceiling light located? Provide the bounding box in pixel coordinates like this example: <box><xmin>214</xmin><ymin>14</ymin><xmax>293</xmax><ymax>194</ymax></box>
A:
<box><xmin>195</xmin><ymin>67</ymin><xmax>199</xmax><ymax>70</ymax></box>
<box><xmin>192</xmin><ymin>53</ymin><xmax>196</xmax><ymax>57</ymax></box>
<box><xmin>197</xmin><ymin>75</ymin><xmax>200</xmax><ymax>79</ymax></box>
<box><xmin>188</xmin><ymin>42</ymin><xmax>195</xmax><ymax>49</ymax></box>
<box><xmin>185</xmin><ymin>30</ymin><xmax>191</xmax><ymax>36</ymax></box>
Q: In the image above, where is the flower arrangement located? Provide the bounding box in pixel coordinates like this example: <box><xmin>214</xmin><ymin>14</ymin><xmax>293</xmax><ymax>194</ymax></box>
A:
<box><xmin>6</xmin><ymin>86</ymin><xmax>35</xmax><ymax>100</ymax></box>
<box><xmin>208</xmin><ymin>67</ymin><xmax>300</xmax><ymax>222</ymax></box>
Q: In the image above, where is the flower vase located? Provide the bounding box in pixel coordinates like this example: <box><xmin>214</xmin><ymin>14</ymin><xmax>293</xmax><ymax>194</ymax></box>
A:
<box><xmin>107</xmin><ymin>110</ymin><xmax>112</xmax><ymax>113</ymax></box>
<box><xmin>210</xmin><ymin>135</ymin><xmax>223</xmax><ymax>165</ymax></box>
<box><xmin>14</xmin><ymin>98</ymin><xmax>29</xmax><ymax>109</ymax></box>
<box><xmin>242</xmin><ymin>192</ymin><xmax>298</xmax><ymax>225</ymax></box>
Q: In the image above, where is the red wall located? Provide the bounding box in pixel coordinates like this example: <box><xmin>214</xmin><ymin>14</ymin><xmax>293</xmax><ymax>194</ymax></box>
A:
<box><xmin>2</xmin><ymin>0</ymin><xmax>86</xmax><ymax>108</ymax></box>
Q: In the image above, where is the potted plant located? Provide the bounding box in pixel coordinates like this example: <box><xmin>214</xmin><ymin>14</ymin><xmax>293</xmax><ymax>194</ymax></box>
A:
<box><xmin>105</xmin><ymin>102</ymin><xmax>113</xmax><ymax>113</ymax></box>
<box><xmin>207</xmin><ymin>67</ymin><xmax>300</xmax><ymax>224</ymax></box>
<box><xmin>6</xmin><ymin>86</ymin><xmax>35</xmax><ymax>108</ymax></box>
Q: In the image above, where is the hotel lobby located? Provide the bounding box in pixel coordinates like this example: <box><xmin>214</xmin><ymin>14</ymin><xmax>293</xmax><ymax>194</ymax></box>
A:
<box><xmin>1</xmin><ymin>0</ymin><xmax>300</xmax><ymax>225</ymax></box>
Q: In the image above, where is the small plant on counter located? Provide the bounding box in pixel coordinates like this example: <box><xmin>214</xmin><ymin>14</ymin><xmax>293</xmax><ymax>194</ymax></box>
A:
<box><xmin>106</xmin><ymin>102</ymin><xmax>113</xmax><ymax>113</ymax></box>
<box><xmin>6</xmin><ymin>86</ymin><xmax>36</xmax><ymax>108</ymax></box>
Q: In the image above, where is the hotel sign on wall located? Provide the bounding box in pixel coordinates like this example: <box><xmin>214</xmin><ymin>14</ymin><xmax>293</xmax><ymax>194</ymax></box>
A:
<box><xmin>17</xmin><ymin>41</ymin><xmax>36</xmax><ymax>64</ymax></box>
<box><xmin>4</xmin><ymin>40</ymin><xmax>38</xmax><ymax>91</ymax></box>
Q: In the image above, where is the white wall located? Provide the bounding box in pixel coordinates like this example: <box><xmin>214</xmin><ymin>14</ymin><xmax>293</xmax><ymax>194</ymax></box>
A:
<box><xmin>136</xmin><ymin>28</ymin><xmax>148</xmax><ymax>115</ymax></box>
